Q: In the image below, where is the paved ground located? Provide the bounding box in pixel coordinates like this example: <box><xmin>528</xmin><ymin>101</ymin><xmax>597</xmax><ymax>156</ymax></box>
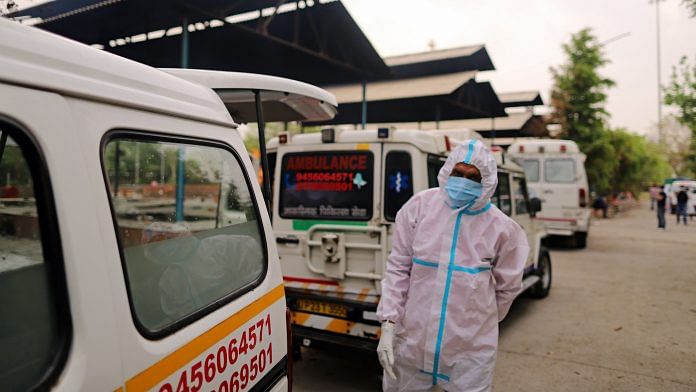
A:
<box><xmin>293</xmin><ymin>204</ymin><xmax>696</xmax><ymax>391</ymax></box>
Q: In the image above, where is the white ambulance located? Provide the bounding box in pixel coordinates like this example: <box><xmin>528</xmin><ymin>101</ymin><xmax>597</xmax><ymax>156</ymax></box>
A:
<box><xmin>508</xmin><ymin>139</ymin><xmax>591</xmax><ymax>248</ymax></box>
<box><xmin>267</xmin><ymin>128</ymin><xmax>551</xmax><ymax>353</ymax></box>
<box><xmin>0</xmin><ymin>19</ymin><xmax>337</xmax><ymax>391</ymax></box>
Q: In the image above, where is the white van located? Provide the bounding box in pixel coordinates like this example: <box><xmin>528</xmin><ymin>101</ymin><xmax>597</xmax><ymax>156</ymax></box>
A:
<box><xmin>0</xmin><ymin>19</ymin><xmax>336</xmax><ymax>391</ymax></box>
<box><xmin>508</xmin><ymin>139</ymin><xmax>591</xmax><ymax>248</ymax></box>
<box><xmin>669</xmin><ymin>180</ymin><xmax>696</xmax><ymax>217</ymax></box>
<box><xmin>267</xmin><ymin>128</ymin><xmax>550</xmax><ymax>352</ymax></box>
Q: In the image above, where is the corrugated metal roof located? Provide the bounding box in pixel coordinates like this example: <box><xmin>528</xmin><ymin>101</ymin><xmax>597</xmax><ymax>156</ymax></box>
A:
<box><xmin>325</xmin><ymin>71</ymin><xmax>477</xmax><ymax>103</ymax></box>
<box><xmin>498</xmin><ymin>91</ymin><xmax>544</xmax><ymax>107</ymax></box>
<box><xmin>384</xmin><ymin>45</ymin><xmax>484</xmax><ymax>66</ymax></box>
<box><xmin>440</xmin><ymin>112</ymin><xmax>536</xmax><ymax>130</ymax></box>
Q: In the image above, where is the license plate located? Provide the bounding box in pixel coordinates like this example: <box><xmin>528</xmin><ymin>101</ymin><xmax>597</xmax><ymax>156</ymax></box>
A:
<box><xmin>296</xmin><ymin>299</ymin><xmax>348</xmax><ymax>318</ymax></box>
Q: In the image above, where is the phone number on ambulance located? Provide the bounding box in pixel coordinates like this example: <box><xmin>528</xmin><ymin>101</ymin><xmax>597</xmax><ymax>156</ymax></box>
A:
<box><xmin>159</xmin><ymin>314</ymin><xmax>273</xmax><ymax>392</ymax></box>
<box><xmin>295</xmin><ymin>172</ymin><xmax>354</xmax><ymax>183</ymax></box>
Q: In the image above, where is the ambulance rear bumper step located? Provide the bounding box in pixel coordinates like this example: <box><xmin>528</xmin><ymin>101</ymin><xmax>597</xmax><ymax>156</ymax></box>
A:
<box><xmin>293</xmin><ymin>325</ymin><xmax>378</xmax><ymax>351</ymax></box>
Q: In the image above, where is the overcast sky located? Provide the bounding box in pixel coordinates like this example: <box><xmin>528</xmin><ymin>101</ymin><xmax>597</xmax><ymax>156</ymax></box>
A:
<box><xmin>12</xmin><ymin>0</ymin><xmax>696</xmax><ymax>136</ymax></box>
<box><xmin>342</xmin><ymin>0</ymin><xmax>696</xmax><ymax>136</ymax></box>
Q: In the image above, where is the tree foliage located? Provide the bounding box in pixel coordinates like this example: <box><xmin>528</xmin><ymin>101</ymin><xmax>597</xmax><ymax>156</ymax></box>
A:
<box><xmin>663</xmin><ymin>55</ymin><xmax>696</xmax><ymax>174</ymax></box>
<box><xmin>682</xmin><ymin>0</ymin><xmax>696</xmax><ymax>17</ymax></box>
<box><xmin>550</xmin><ymin>28</ymin><xmax>672</xmax><ymax>195</ymax></box>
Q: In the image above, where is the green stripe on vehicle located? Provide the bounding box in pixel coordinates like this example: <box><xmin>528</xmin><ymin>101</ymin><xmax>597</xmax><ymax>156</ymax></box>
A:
<box><xmin>292</xmin><ymin>220</ymin><xmax>369</xmax><ymax>231</ymax></box>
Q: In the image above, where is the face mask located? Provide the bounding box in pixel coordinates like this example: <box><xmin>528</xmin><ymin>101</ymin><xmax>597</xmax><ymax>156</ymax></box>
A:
<box><xmin>445</xmin><ymin>176</ymin><xmax>482</xmax><ymax>209</ymax></box>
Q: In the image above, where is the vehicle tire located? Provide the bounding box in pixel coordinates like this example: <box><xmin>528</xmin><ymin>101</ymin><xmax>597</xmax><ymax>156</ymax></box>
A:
<box><xmin>529</xmin><ymin>248</ymin><xmax>551</xmax><ymax>299</ymax></box>
<box><xmin>574</xmin><ymin>231</ymin><xmax>587</xmax><ymax>249</ymax></box>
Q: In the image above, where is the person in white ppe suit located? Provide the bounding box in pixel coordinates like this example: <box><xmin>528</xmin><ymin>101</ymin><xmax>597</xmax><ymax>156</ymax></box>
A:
<box><xmin>376</xmin><ymin>140</ymin><xmax>529</xmax><ymax>391</ymax></box>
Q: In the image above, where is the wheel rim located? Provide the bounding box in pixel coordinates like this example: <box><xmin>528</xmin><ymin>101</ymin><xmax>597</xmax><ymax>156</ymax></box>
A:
<box><xmin>541</xmin><ymin>257</ymin><xmax>551</xmax><ymax>289</ymax></box>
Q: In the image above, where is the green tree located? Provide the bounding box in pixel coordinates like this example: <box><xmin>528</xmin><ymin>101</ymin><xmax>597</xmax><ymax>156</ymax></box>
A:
<box><xmin>663</xmin><ymin>55</ymin><xmax>696</xmax><ymax>174</ymax></box>
<box><xmin>653</xmin><ymin>115</ymin><xmax>691</xmax><ymax>175</ymax></box>
<box><xmin>682</xmin><ymin>0</ymin><xmax>696</xmax><ymax>17</ymax></box>
<box><xmin>550</xmin><ymin>28</ymin><xmax>672</xmax><ymax>195</ymax></box>
<box><xmin>605</xmin><ymin>129</ymin><xmax>671</xmax><ymax>194</ymax></box>
<box><xmin>549</xmin><ymin>28</ymin><xmax>617</xmax><ymax>193</ymax></box>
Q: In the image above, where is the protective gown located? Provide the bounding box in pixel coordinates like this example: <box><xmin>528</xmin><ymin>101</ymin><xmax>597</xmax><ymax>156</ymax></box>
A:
<box><xmin>377</xmin><ymin>140</ymin><xmax>530</xmax><ymax>391</ymax></box>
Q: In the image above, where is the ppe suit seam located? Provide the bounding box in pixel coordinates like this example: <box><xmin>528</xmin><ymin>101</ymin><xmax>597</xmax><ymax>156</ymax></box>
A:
<box><xmin>463</xmin><ymin>140</ymin><xmax>476</xmax><ymax>164</ymax></box>
<box><xmin>431</xmin><ymin>209</ymin><xmax>465</xmax><ymax>385</ymax></box>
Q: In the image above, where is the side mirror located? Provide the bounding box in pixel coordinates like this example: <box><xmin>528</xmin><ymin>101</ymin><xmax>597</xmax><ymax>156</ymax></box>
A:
<box><xmin>529</xmin><ymin>197</ymin><xmax>542</xmax><ymax>217</ymax></box>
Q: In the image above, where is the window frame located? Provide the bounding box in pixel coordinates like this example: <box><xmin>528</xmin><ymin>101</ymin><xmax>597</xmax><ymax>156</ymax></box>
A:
<box><xmin>277</xmin><ymin>150</ymin><xmax>375</xmax><ymax>221</ymax></box>
<box><xmin>0</xmin><ymin>116</ymin><xmax>72</xmax><ymax>390</ymax></box>
<box><xmin>383</xmin><ymin>150</ymin><xmax>414</xmax><ymax>222</ymax></box>
<box><xmin>544</xmin><ymin>158</ymin><xmax>576</xmax><ymax>184</ymax></box>
<box><xmin>512</xmin><ymin>175</ymin><xmax>530</xmax><ymax>216</ymax></box>
<box><xmin>427</xmin><ymin>154</ymin><xmax>447</xmax><ymax>188</ymax></box>
<box><xmin>99</xmin><ymin>130</ymin><xmax>269</xmax><ymax>340</ymax></box>
<box><xmin>496</xmin><ymin>171</ymin><xmax>512</xmax><ymax>216</ymax></box>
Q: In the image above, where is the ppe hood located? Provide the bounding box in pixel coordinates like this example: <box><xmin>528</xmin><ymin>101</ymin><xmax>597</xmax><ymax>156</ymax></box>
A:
<box><xmin>438</xmin><ymin>140</ymin><xmax>498</xmax><ymax>211</ymax></box>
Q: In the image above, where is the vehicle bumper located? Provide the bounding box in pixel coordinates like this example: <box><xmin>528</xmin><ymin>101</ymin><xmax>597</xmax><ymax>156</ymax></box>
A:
<box><xmin>286</xmin><ymin>288</ymin><xmax>380</xmax><ymax>351</ymax></box>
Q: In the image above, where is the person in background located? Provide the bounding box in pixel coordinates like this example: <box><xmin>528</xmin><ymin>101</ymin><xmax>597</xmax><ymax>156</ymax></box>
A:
<box><xmin>648</xmin><ymin>183</ymin><xmax>661</xmax><ymax>211</ymax></box>
<box><xmin>676</xmin><ymin>186</ymin><xmax>689</xmax><ymax>225</ymax></box>
<box><xmin>592</xmin><ymin>193</ymin><xmax>608</xmax><ymax>219</ymax></box>
<box><xmin>657</xmin><ymin>189</ymin><xmax>667</xmax><ymax>230</ymax></box>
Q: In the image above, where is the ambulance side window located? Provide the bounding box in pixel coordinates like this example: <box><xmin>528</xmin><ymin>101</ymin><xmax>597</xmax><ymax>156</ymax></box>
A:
<box><xmin>102</xmin><ymin>133</ymin><xmax>266</xmax><ymax>338</ymax></box>
<box><xmin>427</xmin><ymin>154</ymin><xmax>447</xmax><ymax>188</ymax></box>
<box><xmin>384</xmin><ymin>151</ymin><xmax>414</xmax><ymax>221</ymax></box>
<box><xmin>0</xmin><ymin>123</ymin><xmax>70</xmax><ymax>390</ymax></box>
<box><xmin>497</xmin><ymin>172</ymin><xmax>512</xmax><ymax>216</ymax></box>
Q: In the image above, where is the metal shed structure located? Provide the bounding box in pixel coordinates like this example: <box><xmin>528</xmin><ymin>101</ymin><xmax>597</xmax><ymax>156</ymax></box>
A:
<box><xmin>313</xmin><ymin>70</ymin><xmax>505</xmax><ymax>125</ymax></box>
<box><xmin>10</xmin><ymin>0</ymin><xmax>390</xmax><ymax>85</ymax></box>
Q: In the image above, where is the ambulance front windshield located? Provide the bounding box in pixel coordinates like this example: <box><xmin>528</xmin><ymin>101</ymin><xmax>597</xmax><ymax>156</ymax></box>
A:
<box><xmin>279</xmin><ymin>151</ymin><xmax>374</xmax><ymax>221</ymax></box>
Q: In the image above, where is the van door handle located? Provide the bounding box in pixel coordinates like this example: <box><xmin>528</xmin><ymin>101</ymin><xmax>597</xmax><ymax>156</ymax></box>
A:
<box><xmin>543</xmin><ymin>190</ymin><xmax>553</xmax><ymax>194</ymax></box>
<box><xmin>276</xmin><ymin>236</ymin><xmax>300</xmax><ymax>245</ymax></box>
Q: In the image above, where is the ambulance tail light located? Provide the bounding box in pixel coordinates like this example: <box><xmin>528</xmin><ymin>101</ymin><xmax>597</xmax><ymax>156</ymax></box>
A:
<box><xmin>279</xmin><ymin>132</ymin><xmax>289</xmax><ymax>144</ymax></box>
<box><xmin>445</xmin><ymin>136</ymin><xmax>452</xmax><ymax>152</ymax></box>
<box><xmin>560</xmin><ymin>144</ymin><xmax>567</xmax><ymax>153</ymax></box>
<box><xmin>579</xmin><ymin>188</ymin><xmax>587</xmax><ymax>208</ymax></box>
<box><xmin>518</xmin><ymin>145</ymin><xmax>524</xmax><ymax>153</ymax></box>
<box><xmin>286</xmin><ymin>308</ymin><xmax>294</xmax><ymax>391</ymax></box>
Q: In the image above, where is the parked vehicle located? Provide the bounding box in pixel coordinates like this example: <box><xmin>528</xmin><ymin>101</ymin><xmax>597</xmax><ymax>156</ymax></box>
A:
<box><xmin>662</xmin><ymin>177</ymin><xmax>691</xmax><ymax>214</ymax></box>
<box><xmin>0</xmin><ymin>19</ymin><xmax>337</xmax><ymax>391</ymax></box>
<box><xmin>508</xmin><ymin>139</ymin><xmax>591</xmax><ymax>248</ymax></box>
<box><xmin>267</xmin><ymin>128</ymin><xmax>549</xmax><ymax>352</ymax></box>
<box><xmin>669</xmin><ymin>180</ymin><xmax>696</xmax><ymax>217</ymax></box>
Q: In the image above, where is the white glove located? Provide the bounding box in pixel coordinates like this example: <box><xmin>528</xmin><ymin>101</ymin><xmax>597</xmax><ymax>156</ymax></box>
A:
<box><xmin>377</xmin><ymin>321</ymin><xmax>396</xmax><ymax>380</ymax></box>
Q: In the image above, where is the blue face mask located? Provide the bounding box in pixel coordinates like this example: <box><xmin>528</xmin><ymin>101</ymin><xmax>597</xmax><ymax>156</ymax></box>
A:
<box><xmin>445</xmin><ymin>176</ymin><xmax>482</xmax><ymax>209</ymax></box>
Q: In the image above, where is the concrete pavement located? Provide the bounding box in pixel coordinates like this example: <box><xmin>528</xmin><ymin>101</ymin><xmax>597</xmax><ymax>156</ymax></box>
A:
<box><xmin>293</xmin><ymin>204</ymin><xmax>696</xmax><ymax>391</ymax></box>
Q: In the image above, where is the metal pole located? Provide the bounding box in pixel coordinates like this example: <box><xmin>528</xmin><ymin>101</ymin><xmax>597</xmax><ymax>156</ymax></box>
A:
<box><xmin>175</xmin><ymin>16</ymin><xmax>189</xmax><ymax>221</ymax></box>
<box><xmin>255</xmin><ymin>90</ymin><xmax>272</xmax><ymax>215</ymax></box>
<box><xmin>491</xmin><ymin>117</ymin><xmax>496</xmax><ymax>145</ymax></box>
<box><xmin>181</xmin><ymin>17</ymin><xmax>189</xmax><ymax>69</ymax></box>
<box><xmin>134</xmin><ymin>142</ymin><xmax>140</xmax><ymax>185</ymax></box>
<box><xmin>114</xmin><ymin>141</ymin><xmax>121</xmax><ymax>197</ymax></box>
<box><xmin>361</xmin><ymin>80</ymin><xmax>367</xmax><ymax>130</ymax></box>
<box><xmin>435</xmin><ymin>105</ymin><xmax>441</xmax><ymax>130</ymax></box>
<box><xmin>656</xmin><ymin>0</ymin><xmax>663</xmax><ymax>142</ymax></box>
<box><xmin>175</xmin><ymin>148</ymin><xmax>185</xmax><ymax>222</ymax></box>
